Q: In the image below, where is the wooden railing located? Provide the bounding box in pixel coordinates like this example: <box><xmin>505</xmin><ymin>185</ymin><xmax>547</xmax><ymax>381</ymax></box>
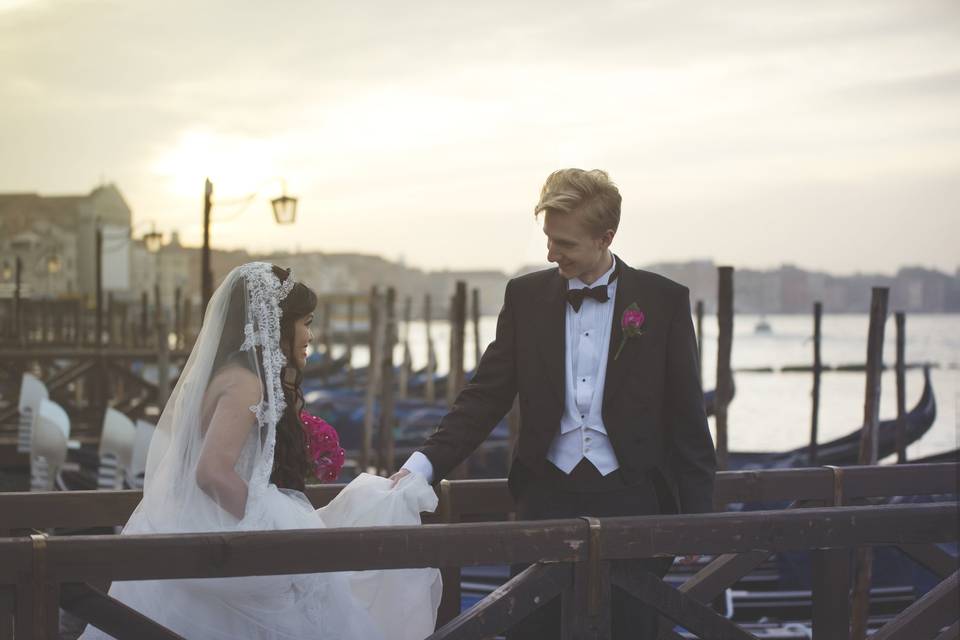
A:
<box><xmin>0</xmin><ymin>463</ymin><xmax>957</xmax><ymax>639</ymax></box>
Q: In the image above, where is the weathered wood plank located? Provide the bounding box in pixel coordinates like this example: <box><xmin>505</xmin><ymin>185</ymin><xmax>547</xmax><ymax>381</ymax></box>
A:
<box><xmin>612</xmin><ymin>565</ymin><xmax>758</xmax><ymax>640</ymax></box>
<box><xmin>3</xmin><ymin>464</ymin><xmax>954</xmax><ymax>532</ymax></box>
<box><xmin>59</xmin><ymin>582</ymin><xmax>184</xmax><ymax>640</ymax></box>
<box><xmin>933</xmin><ymin>620</ymin><xmax>959</xmax><ymax>640</ymax></box>
<box><xmin>870</xmin><ymin>570</ymin><xmax>959</xmax><ymax>640</ymax></box>
<box><xmin>427</xmin><ymin>563</ymin><xmax>569</xmax><ymax>640</ymax></box>
<box><xmin>675</xmin><ymin>551</ymin><xmax>772</xmax><ymax>602</ymax></box>
<box><xmin>599</xmin><ymin>503</ymin><xmax>958</xmax><ymax>560</ymax></box>
<box><xmin>0</xmin><ymin>586</ymin><xmax>13</xmax><ymax>640</ymax></box>
<box><xmin>842</xmin><ymin>463</ymin><xmax>959</xmax><ymax>499</ymax></box>
<box><xmin>897</xmin><ymin>543</ymin><xmax>959</xmax><ymax>579</ymax></box>
<box><xmin>561</xmin><ymin>560</ymin><xmax>611</xmax><ymax>640</ymax></box>
<box><xmin>713</xmin><ymin>467</ymin><xmax>834</xmax><ymax>506</ymax></box>
<box><xmin>41</xmin><ymin>519</ymin><xmax>589</xmax><ymax>582</ymax></box>
<box><xmin>812</xmin><ymin>547</ymin><xmax>850</xmax><ymax>639</ymax></box>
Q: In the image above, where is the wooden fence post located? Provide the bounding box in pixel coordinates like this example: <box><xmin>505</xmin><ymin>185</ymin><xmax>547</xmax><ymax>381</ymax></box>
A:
<box><xmin>809</xmin><ymin>301</ymin><xmax>823</xmax><ymax>465</ymax></box>
<box><xmin>812</xmin><ymin>548</ymin><xmax>851</xmax><ymax>639</ymax></box>
<box><xmin>714</xmin><ymin>267</ymin><xmax>734</xmax><ymax>471</ymax></box>
<box><xmin>851</xmin><ymin>286</ymin><xmax>889</xmax><ymax>640</ymax></box>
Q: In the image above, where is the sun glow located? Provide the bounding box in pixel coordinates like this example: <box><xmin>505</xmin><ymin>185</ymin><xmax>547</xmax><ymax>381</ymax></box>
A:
<box><xmin>150</xmin><ymin>128</ymin><xmax>286</xmax><ymax>200</ymax></box>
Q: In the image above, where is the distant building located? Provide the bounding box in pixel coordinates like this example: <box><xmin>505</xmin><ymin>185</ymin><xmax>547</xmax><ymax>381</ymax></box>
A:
<box><xmin>0</xmin><ymin>184</ymin><xmax>132</xmax><ymax>299</ymax></box>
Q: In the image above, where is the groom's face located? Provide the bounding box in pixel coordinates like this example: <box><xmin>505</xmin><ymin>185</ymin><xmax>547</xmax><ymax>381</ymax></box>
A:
<box><xmin>544</xmin><ymin>211</ymin><xmax>612</xmax><ymax>281</ymax></box>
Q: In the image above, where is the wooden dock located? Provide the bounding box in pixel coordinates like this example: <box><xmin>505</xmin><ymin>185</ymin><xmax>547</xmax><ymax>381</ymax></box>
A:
<box><xmin>0</xmin><ymin>463</ymin><xmax>956</xmax><ymax>639</ymax></box>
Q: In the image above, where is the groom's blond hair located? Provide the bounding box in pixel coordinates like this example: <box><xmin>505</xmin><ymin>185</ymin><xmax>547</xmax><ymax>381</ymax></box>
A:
<box><xmin>534</xmin><ymin>168</ymin><xmax>621</xmax><ymax>237</ymax></box>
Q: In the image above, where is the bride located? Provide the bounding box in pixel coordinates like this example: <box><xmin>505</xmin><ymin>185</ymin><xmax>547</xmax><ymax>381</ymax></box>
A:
<box><xmin>80</xmin><ymin>262</ymin><xmax>441</xmax><ymax>640</ymax></box>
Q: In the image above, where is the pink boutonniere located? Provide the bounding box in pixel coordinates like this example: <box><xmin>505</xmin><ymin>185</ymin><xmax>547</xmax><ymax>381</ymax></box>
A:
<box><xmin>300</xmin><ymin>411</ymin><xmax>346</xmax><ymax>483</ymax></box>
<box><xmin>614</xmin><ymin>303</ymin><xmax>645</xmax><ymax>360</ymax></box>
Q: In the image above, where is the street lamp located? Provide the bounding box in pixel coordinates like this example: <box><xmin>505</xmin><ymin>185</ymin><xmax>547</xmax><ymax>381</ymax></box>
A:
<box><xmin>201</xmin><ymin>177</ymin><xmax>299</xmax><ymax>315</ymax></box>
<box><xmin>46</xmin><ymin>255</ymin><xmax>62</xmax><ymax>275</ymax></box>
<box><xmin>271</xmin><ymin>194</ymin><xmax>298</xmax><ymax>225</ymax></box>
<box><xmin>143</xmin><ymin>226</ymin><xmax>163</xmax><ymax>254</ymax></box>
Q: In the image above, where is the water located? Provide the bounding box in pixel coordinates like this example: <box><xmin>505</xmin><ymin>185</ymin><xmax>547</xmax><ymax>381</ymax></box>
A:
<box><xmin>328</xmin><ymin>313</ymin><xmax>959</xmax><ymax>461</ymax></box>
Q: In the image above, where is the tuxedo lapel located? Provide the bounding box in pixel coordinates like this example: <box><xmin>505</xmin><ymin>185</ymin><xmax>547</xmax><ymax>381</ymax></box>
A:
<box><xmin>603</xmin><ymin>256</ymin><xmax>638</xmax><ymax>408</ymax></box>
<box><xmin>536</xmin><ymin>269</ymin><xmax>567</xmax><ymax>406</ymax></box>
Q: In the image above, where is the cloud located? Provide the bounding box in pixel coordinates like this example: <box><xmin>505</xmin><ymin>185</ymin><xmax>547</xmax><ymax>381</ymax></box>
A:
<box><xmin>0</xmin><ymin>0</ymin><xmax>958</xmax><ymax>272</ymax></box>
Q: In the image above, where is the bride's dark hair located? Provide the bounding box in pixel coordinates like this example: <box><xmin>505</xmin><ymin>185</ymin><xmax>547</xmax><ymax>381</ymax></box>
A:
<box><xmin>271</xmin><ymin>265</ymin><xmax>318</xmax><ymax>491</ymax></box>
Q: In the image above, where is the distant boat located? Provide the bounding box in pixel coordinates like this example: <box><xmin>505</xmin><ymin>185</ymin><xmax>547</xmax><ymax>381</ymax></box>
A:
<box><xmin>754</xmin><ymin>316</ymin><xmax>772</xmax><ymax>335</ymax></box>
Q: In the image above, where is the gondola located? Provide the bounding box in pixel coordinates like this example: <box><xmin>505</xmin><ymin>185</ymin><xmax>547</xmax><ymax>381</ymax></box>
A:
<box><xmin>728</xmin><ymin>366</ymin><xmax>936</xmax><ymax>470</ymax></box>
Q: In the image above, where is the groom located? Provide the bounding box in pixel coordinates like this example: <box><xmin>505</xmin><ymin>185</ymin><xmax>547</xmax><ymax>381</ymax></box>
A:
<box><xmin>392</xmin><ymin>168</ymin><xmax>717</xmax><ymax>638</ymax></box>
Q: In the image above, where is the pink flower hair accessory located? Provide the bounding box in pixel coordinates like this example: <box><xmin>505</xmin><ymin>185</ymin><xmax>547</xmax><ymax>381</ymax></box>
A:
<box><xmin>300</xmin><ymin>411</ymin><xmax>346</xmax><ymax>483</ymax></box>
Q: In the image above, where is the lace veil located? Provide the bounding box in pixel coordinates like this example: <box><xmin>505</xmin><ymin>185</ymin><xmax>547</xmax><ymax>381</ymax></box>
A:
<box><xmin>129</xmin><ymin>261</ymin><xmax>296</xmax><ymax>533</ymax></box>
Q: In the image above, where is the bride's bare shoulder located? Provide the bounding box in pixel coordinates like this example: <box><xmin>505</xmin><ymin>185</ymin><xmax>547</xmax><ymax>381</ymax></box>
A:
<box><xmin>208</xmin><ymin>365</ymin><xmax>262</xmax><ymax>404</ymax></box>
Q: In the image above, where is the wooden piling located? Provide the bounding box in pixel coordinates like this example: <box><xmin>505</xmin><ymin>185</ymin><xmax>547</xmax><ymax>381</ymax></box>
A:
<box><xmin>471</xmin><ymin>287</ymin><xmax>481</xmax><ymax>370</ymax></box>
<box><xmin>809</xmin><ymin>301</ymin><xmax>823</xmax><ymax>465</ymax></box>
<box><xmin>322</xmin><ymin>299</ymin><xmax>333</xmax><ymax>361</ymax></box>
<box><xmin>851</xmin><ymin>286</ymin><xmax>889</xmax><ymax>640</ymax></box>
<box><xmin>714</xmin><ymin>267</ymin><xmax>734</xmax><ymax>471</ymax></box>
<box><xmin>424</xmin><ymin>294</ymin><xmax>436</xmax><ymax>403</ymax></box>
<box><xmin>895</xmin><ymin>312</ymin><xmax>907</xmax><ymax>464</ymax></box>
<box><xmin>398</xmin><ymin>296</ymin><xmax>412</xmax><ymax>400</ymax></box>
<box><xmin>378</xmin><ymin>288</ymin><xmax>398</xmax><ymax>474</ymax></box>
<box><xmin>139</xmin><ymin>292</ymin><xmax>148</xmax><ymax>348</ymax></box>
<box><xmin>361</xmin><ymin>288</ymin><xmax>383</xmax><ymax>472</ymax></box>
<box><xmin>95</xmin><ymin>227</ymin><xmax>103</xmax><ymax>349</ymax></box>
<box><xmin>447</xmin><ymin>282</ymin><xmax>467</xmax><ymax>407</ymax></box>
<box><xmin>345</xmin><ymin>296</ymin><xmax>355</xmax><ymax>389</ymax></box>
<box><xmin>695</xmin><ymin>299</ymin><xmax>704</xmax><ymax>387</ymax></box>
<box><xmin>174</xmin><ymin>287</ymin><xmax>182</xmax><ymax>350</ymax></box>
<box><xmin>182</xmin><ymin>297</ymin><xmax>193</xmax><ymax>349</ymax></box>
<box><xmin>156</xmin><ymin>317</ymin><xmax>170</xmax><ymax>409</ymax></box>
<box><xmin>72</xmin><ymin>300</ymin><xmax>81</xmax><ymax>347</ymax></box>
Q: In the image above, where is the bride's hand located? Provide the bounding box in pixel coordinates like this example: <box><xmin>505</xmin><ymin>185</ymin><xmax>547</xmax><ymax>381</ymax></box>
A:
<box><xmin>389</xmin><ymin>469</ymin><xmax>411</xmax><ymax>488</ymax></box>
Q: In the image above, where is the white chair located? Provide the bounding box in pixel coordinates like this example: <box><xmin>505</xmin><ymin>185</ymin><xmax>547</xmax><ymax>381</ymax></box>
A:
<box><xmin>17</xmin><ymin>373</ymin><xmax>48</xmax><ymax>453</ymax></box>
<box><xmin>98</xmin><ymin>408</ymin><xmax>136</xmax><ymax>490</ymax></box>
<box><xmin>30</xmin><ymin>399</ymin><xmax>69</xmax><ymax>491</ymax></box>
<box><xmin>127</xmin><ymin>419</ymin><xmax>156</xmax><ymax>489</ymax></box>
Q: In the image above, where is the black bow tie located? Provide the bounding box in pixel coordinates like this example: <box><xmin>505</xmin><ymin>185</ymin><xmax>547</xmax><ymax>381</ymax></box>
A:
<box><xmin>566</xmin><ymin>267</ymin><xmax>619</xmax><ymax>312</ymax></box>
<box><xmin>567</xmin><ymin>285</ymin><xmax>608</xmax><ymax>312</ymax></box>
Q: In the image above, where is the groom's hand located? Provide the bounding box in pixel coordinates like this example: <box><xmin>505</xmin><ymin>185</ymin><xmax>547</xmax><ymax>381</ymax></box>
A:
<box><xmin>389</xmin><ymin>469</ymin><xmax>411</xmax><ymax>487</ymax></box>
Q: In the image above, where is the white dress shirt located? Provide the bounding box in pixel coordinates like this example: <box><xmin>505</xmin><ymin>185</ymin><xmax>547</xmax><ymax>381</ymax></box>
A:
<box><xmin>401</xmin><ymin>255</ymin><xmax>622</xmax><ymax>483</ymax></box>
<box><xmin>545</xmin><ymin>257</ymin><xmax>620</xmax><ymax>475</ymax></box>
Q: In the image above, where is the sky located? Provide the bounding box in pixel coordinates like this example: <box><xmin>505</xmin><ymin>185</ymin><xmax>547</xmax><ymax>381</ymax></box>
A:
<box><xmin>1</xmin><ymin>0</ymin><xmax>958</xmax><ymax>275</ymax></box>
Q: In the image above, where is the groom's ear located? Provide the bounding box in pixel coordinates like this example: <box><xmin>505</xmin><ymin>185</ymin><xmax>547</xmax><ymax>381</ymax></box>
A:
<box><xmin>598</xmin><ymin>228</ymin><xmax>615</xmax><ymax>249</ymax></box>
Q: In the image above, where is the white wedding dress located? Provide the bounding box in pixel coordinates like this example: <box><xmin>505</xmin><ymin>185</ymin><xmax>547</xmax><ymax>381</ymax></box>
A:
<box><xmin>79</xmin><ymin>263</ymin><xmax>441</xmax><ymax>640</ymax></box>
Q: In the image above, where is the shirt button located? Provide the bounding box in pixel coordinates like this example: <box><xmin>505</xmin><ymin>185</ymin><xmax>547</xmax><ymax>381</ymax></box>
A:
<box><xmin>582</xmin><ymin>378</ymin><xmax>586</xmax><ymax>382</ymax></box>
<box><xmin>585</xmin><ymin>332</ymin><xmax>589</xmax><ymax>337</ymax></box>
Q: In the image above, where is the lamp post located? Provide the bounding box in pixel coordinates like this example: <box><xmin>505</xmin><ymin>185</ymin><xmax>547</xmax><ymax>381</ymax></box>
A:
<box><xmin>201</xmin><ymin>178</ymin><xmax>298</xmax><ymax>316</ymax></box>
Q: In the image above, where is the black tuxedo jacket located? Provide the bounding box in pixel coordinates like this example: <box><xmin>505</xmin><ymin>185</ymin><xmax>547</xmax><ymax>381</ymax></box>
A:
<box><xmin>420</xmin><ymin>256</ymin><xmax>717</xmax><ymax>514</ymax></box>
